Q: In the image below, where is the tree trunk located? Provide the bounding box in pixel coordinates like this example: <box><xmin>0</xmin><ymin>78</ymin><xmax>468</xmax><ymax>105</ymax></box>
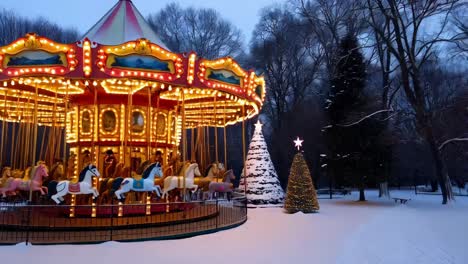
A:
<box><xmin>379</xmin><ymin>182</ymin><xmax>389</xmax><ymax>198</ymax></box>
<box><xmin>359</xmin><ymin>185</ymin><xmax>366</xmax><ymax>201</ymax></box>
<box><xmin>426</xmin><ymin>128</ymin><xmax>452</xmax><ymax>204</ymax></box>
<box><xmin>359</xmin><ymin>174</ymin><xmax>366</xmax><ymax>201</ymax></box>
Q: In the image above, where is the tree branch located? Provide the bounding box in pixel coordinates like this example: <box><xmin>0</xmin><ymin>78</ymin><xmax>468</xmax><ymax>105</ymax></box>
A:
<box><xmin>335</xmin><ymin>108</ymin><xmax>395</xmax><ymax>127</ymax></box>
<box><xmin>439</xmin><ymin>138</ymin><xmax>468</xmax><ymax>151</ymax></box>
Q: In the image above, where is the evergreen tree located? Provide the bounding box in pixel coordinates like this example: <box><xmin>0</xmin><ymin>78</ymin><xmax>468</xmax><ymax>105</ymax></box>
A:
<box><xmin>284</xmin><ymin>152</ymin><xmax>319</xmax><ymax>213</ymax></box>
<box><xmin>239</xmin><ymin>121</ymin><xmax>284</xmax><ymax>206</ymax></box>
<box><xmin>324</xmin><ymin>33</ymin><xmax>369</xmax><ymax>201</ymax></box>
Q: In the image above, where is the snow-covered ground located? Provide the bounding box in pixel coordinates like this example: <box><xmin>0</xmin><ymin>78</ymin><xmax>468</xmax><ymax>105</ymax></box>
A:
<box><xmin>1</xmin><ymin>190</ymin><xmax>468</xmax><ymax>264</ymax></box>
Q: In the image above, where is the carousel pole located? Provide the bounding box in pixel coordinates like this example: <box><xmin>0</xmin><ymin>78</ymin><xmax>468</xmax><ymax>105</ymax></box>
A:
<box><xmin>93</xmin><ymin>83</ymin><xmax>98</xmax><ymax>164</ymax></box>
<box><xmin>154</xmin><ymin>92</ymin><xmax>160</xmax><ymax>152</ymax></box>
<box><xmin>18</xmin><ymin>96</ymin><xmax>27</xmax><ymax>169</ymax></box>
<box><xmin>91</xmin><ymin>83</ymin><xmax>99</xmax><ymax>217</ymax></box>
<box><xmin>199</xmin><ymin>100</ymin><xmax>204</xmax><ymax>172</ymax></box>
<box><xmin>15</xmin><ymin>96</ymin><xmax>26</xmax><ymax>169</ymax></box>
<box><xmin>10</xmin><ymin>96</ymin><xmax>18</xmax><ymax>169</ymax></box>
<box><xmin>53</xmin><ymin>84</ymin><xmax>59</xmax><ymax>163</ymax></box>
<box><xmin>242</xmin><ymin>103</ymin><xmax>247</xmax><ymax>194</ymax></box>
<box><xmin>147</xmin><ymin>86</ymin><xmax>151</xmax><ymax>159</ymax></box>
<box><xmin>24</xmin><ymin>96</ymin><xmax>31</xmax><ymax>168</ymax></box>
<box><xmin>223</xmin><ymin>100</ymin><xmax>228</xmax><ymax>170</ymax></box>
<box><xmin>206</xmin><ymin>126</ymin><xmax>210</xmax><ymax>169</ymax></box>
<box><xmin>38</xmin><ymin>123</ymin><xmax>46</xmax><ymax>162</ymax></box>
<box><xmin>214</xmin><ymin>96</ymin><xmax>219</xmax><ymax>181</ymax></box>
<box><xmin>0</xmin><ymin>90</ymin><xmax>8</xmax><ymax>165</ymax></box>
<box><xmin>190</xmin><ymin>127</ymin><xmax>195</xmax><ymax>162</ymax></box>
<box><xmin>0</xmin><ymin>91</ymin><xmax>6</xmax><ymax>165</ymax></box>
<box><xmin>181</xmin><ymin>89</ymin><xmax>187</xmax><ymax>202</ymax></box>
<box><xmin>63</xmin><ymin>84</ymin><xmax>69</xmax><ymax>169</ymax></box>
<box><xmin>29</xmin><ymin>83</ymin><xmax>39</xmax><ymax>202</ymax></box>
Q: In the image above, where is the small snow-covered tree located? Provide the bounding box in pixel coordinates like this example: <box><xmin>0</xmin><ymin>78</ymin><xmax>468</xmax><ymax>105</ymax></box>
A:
<box><xmin>239</xmin><ymin>121</ymin><xmax>284</xmax><ymax>206</ymax></box>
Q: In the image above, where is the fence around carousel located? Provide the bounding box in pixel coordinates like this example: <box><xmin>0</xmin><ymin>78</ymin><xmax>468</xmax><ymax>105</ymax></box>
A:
<box><xmin>0</xmin><ymin>195</ymin><xmax>247</xmax><ymax>245</ymax></box>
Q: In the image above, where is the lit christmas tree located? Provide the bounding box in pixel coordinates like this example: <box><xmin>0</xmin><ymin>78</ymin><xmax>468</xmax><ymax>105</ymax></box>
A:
<box><xmin>284</xmin><ymin>137</ymin><xmax>319</xmax><ymax>213</ymax></box>
<box><xmin>239</xmin><ymin>120</ymin><xmax>284</xmax><ymax>206</ymax></box>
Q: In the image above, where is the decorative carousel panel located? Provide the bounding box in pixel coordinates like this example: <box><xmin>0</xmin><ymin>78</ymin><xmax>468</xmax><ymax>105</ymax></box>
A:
<box><xmin>107</xmin><ymin>54</ymin><xmax>174</xmax><ymax>73</ymax></box>
<box><xmin>80</xmin><ymin>108</ymin><xmax>94</xmax><ymax>137</ymax></box>
<box><xmin>96</xmin><ymin>38</ymin><xmax>184</xmax><ymax>81</ymax></box>
<box><xmin>0</xmin><ymin>33</ymin><xmax>78</xmax><ymax>77</ymax></box>
<box><xmin>206</xmin><ymin>69</ymin><xmax>241</xmax><ymax>86</ymax></box>
<box><xmin>153</xmin><ymin>112</ymin><xmax>167</xmax><ymax>140</ymax></box>
<box><xmin>5</xmin><ymin>50</ymin><xmax>67</xmax><ymax>67</ymax></box>
<box><xmin>130</xmin><ymin>108</ymin><xmax>146</xmax><ymax>136</ymax></box>
<box><xmin>198</xmin><ymin>57</ymin><xmax>248</xmax><ymax>93</ymax></box>
<box><xmin>100</xmin><ymin>106</ymin><xmax>119</xmax><ymax>137</ymax></box>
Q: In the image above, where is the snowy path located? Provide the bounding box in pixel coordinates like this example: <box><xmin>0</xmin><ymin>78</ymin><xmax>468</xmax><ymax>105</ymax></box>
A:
<box><xmin>1</xmin><ymin>190</ymin><xmax>467</xmax><ymax>264</ymax></box>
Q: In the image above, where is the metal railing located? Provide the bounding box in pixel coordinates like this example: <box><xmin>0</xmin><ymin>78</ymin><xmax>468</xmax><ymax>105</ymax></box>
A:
<box><xmin>0</xmin><ymin>195</ymin><xmax>247</xmax><ymax>245</ymax></box>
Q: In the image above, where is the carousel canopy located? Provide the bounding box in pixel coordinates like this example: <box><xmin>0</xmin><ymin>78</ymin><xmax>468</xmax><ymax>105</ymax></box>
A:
<box><xmin>82</xmin><ymin>0</ymin><xmax>169</xmax><ymax>49</ymax></box>
<box><xmin>0</xmin><ymin>0</ymin><xmax>265</xmax><ymax>129</ymax></box>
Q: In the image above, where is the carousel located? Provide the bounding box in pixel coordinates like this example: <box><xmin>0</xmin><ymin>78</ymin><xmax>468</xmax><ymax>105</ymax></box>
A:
<box><xmin>0</xmin><ymin>0</ymin><xmax>263</xmax><ymax>243</ymax></box>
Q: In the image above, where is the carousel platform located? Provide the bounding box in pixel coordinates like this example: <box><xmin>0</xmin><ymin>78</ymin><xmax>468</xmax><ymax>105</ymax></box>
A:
<box><xmin>0</xmin><ymin>196</ymin><xmax>247</xmax><ymax>244</ymax></box>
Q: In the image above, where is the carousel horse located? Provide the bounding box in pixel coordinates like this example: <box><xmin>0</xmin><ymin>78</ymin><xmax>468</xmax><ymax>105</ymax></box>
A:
<box><xmin>98</xmin><ymin>162</ymin><xmax>132</xmax><ymax>204</ymax></box>
<box><xmin>48</xmin><ymin>164</ymin><xmax>101</xmax><ymax>204</ymax></box>
<box><xmin>0</xmin><ymin>167</ymin><xmax>14</xmax><ymax>196</ymax></box>
<box><xmin>43</xmin><ymin>161</ymin><xmax>65</xmax><ymax>187</ymax></box>
<box><xmin>204</xmin><ymin>163</ymin><xmax>225</xmax><ymax>178</ymax></box>
<box><xmin>103</xmin><ymin>154</ymin><xmax>118</xmax><ymax>178</ymax></box>
<box><xmin>161</xmin><ymin>163</ymin><xmax>201</xmax><ymax>199</ymax></box>
<box><xmin>207</xmin><ymin>169</ymin><xmax>236</xmax><ymax>200</ymax></box>
<box><xmin>113</xmin><ymin>162</ymin><xmax>163</xmax><ymax>202</ymax></box>
<box><xmin>0</xmin><ymin>167</ymin><xmax>12</xmax><ymax>188</ymax></box>
<box><xmin>196</xmin><ymin>163</ymin><xmax>225</xmax><ymax>191</ymax></box>
<box><xmin>0</xmin><ymin>164</ymin><xmax>49</xmax><ymax>198</ymax></box>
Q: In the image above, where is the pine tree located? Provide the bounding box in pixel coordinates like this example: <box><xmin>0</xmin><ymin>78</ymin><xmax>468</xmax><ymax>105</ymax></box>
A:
<box><xmin>239</xmin><ymin>121</ymin><xmax>284</xmax><ymax>206</ymax></box>
<box><xmin>325</xmin><ymin>32</ymin><xmax>370</xmax><ymax>201</ymax></box>
<box><xmin>284</xmin><ymin>152</ymin><xmax>319</xmax><ymax>213</ymax></box>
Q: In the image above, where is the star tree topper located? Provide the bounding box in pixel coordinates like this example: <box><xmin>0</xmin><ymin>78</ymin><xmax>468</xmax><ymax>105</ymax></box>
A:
<box><xmin>294</xmin><ymin>137</ymin><xmax>304</xmax><ymax>151</ymax></box>
<box><xmin>254</xmin><ymin>120</ymin><xmax>263</xmax><ymax>130</ymax></box>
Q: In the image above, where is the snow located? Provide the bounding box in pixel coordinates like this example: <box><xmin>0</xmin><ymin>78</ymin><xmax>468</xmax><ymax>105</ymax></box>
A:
<box><xmin>2</xmin><ymin>190</ymin><xmax>468</xmax><ymax>264</ymax></box>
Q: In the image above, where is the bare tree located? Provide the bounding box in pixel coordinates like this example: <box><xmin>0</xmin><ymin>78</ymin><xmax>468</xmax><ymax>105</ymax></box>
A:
<box><xmin>450</xmin><ymin>4</ymin><xmax>468</xmax><ymax>53</ymax></box>
<box><xmin>0</xmin><ymin>9</ymin><xmax>79</xmax><ymax>45</ymax></box>
<box><xmin>294</xmin><ymin>0</ymin><xmax>367</xmax><ymax>79</ymax></box>
<box><xmin>250</xmin><ymin>6</ymin><xmax>322</xmax><ymax>132</ymax></box>
<box><xmin>147</xmin><ymin>3</ymin><xmax>244</xmax><ymax>59</ymax></box>
<box><xmin>365</xmin><ymin>0</ymin><xmax>466</xmax><ymax>204</ymax></box>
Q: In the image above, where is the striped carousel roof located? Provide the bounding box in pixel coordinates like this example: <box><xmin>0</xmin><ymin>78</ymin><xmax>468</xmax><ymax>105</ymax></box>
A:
<box><xmin>82</xmin><ymin>0</ymin><xmax>169</xmax><ymax>50</ymax></box>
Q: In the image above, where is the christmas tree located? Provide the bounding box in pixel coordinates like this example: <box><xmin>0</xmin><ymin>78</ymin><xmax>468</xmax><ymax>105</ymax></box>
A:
<box><xmin>239</xmin><ymin>120</ymin><xmax>284</xmax><ymax>206</ymax></box>
<box><xmin>284</xmin><ymin>138</ymin><xmax>319</xmax><ymax>213</ymax></box>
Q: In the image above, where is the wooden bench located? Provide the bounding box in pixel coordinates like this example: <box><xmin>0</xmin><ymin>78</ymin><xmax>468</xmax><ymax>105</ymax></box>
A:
<box><xmin>317</xmin><ymin>189</ymin><xmax>352</xmax><ymax>196</ymax></box>
<box><xmin>392</xmin><ymin>198</ymin><xmax>410</xmax><ymax>204</ymax></box>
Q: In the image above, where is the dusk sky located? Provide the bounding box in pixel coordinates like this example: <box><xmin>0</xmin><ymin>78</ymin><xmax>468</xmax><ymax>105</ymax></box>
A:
<box><xmin>0</xmin><ymin>0</ymin><xmax>282</xmax><ymax>42</ymax></box>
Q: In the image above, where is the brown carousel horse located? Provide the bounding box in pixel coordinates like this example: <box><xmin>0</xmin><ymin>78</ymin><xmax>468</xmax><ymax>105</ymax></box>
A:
<box><xmin>43</xmin><ymin>160</ymin><xmax>65</xmax><ymax>187</ymax></box>
<box><xmin>98</xmin><ymin>162</ymin><xmax>131</xmax><ymax>204</ymax></box>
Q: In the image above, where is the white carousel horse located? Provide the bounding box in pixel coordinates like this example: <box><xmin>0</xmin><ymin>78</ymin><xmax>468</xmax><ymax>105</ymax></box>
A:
<box><xmin>114</xmin><ymin>162</ymin><xmax>163</xmax><ymax>202</ymax></box>
<box><xmin>204</xmin><ymin>163</ymin><xmax>225</xmax><ymax>179</ymax></box>
<box><xmin>161</xmin><ymin>163</ymin><xmax>201</xmax><ymax>199</ymax></box>
<box><xmin>0</xmin><ymin>164</ymin><xmax>49</xmax><ymax>198</ymax></box>
<box><xmin>48</xmin><ymin>164</ymin><xmax>101</xmax><ymax>204</ymax></box>
<box><xmin>196</xmin><ymin>163</ymin><xmax>226</xmax><ymax>192</ymax></box>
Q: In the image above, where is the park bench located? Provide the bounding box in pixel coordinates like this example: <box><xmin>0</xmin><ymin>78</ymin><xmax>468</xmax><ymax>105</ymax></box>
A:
<box><xmin>392</xmin><ymin>197</ymin><xmax>410</xmax><ymax>204</ymax></box>
<box><xmin>317</xmin><ymin>188</ymin><xmax>351</xmax><ymax>195</ymax></box>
